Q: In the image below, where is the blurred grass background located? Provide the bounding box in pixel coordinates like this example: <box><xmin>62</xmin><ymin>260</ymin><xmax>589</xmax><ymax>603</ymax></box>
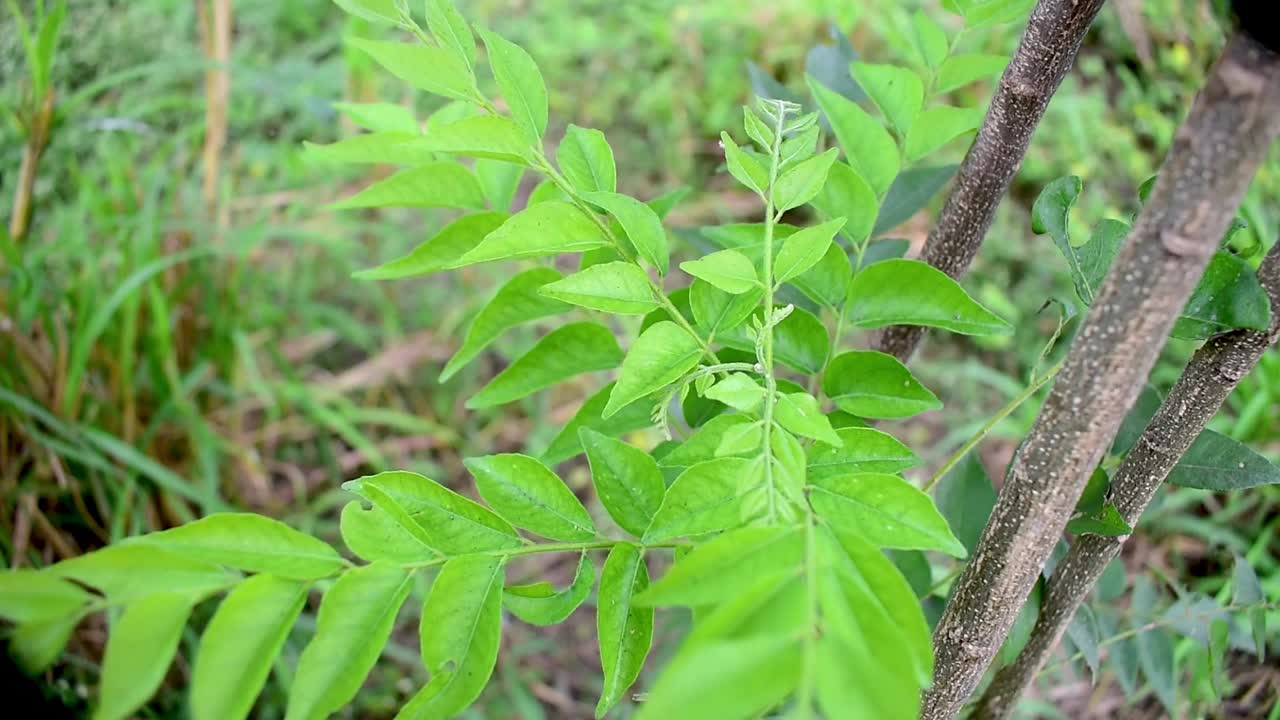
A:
<box><xmin>2</xmin><ymin>0</ymin><xmax>1277</xmax><ymax>717</ymax></box>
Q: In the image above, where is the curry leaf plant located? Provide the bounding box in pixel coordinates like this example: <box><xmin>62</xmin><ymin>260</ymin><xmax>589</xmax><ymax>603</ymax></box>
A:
<box><xmin>0</xmin><ymin>2</ymin><xmax>1015</xmax><ymax>719</ymax></box>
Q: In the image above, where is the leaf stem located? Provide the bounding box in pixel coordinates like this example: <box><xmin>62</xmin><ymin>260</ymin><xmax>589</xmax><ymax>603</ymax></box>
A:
<box><xmin>401</xmin><ymin>539</ymin><xmax>687</xmax><ymax>570</ymax></box>
<box><xmin>923</xmin><ymin>357</ymin><xmax>1065</xmax><ymax>492</ymax></box>
<box><xmin>759</xmin><ymin>101</ymin><xmax>787</xmax><ymax>524</ymax></box>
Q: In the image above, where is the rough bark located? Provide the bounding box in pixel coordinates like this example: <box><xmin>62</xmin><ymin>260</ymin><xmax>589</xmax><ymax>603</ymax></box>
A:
<box><xmin>875</xmin><ymin>0</ymin><xmax>1107</xmax><ymax>362</ymax></box>
<box><xmin>923</xmin><ymin>32</ymin><xmax>1280</xmax><ymax>720</ymax></box>
<box><xmin>973</xmin><ymin>242</ymin><xmax>1280</xmax><ymax>719</ymax></box>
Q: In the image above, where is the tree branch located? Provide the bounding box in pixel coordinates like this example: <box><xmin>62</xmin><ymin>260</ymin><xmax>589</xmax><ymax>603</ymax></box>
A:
<box><xmin>875</xmin><ymin>0</ymin><xmax>1106</xmax><ymax>362</ymax></box>
<box><xmin>923</xmin><ymin>32</ymin><xmax>1280</xmax><ymax>720</ymax></box>
<box><xmin>972</xmin><ymin>239</ymin><xmax>1280</xmax><ymax>720</ymax></box>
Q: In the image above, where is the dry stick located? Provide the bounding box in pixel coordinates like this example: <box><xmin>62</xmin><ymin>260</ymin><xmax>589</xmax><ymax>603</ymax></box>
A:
<box><xmin>973</xmin><ymin>240</ymin><xmax>1280</xmax><ymax>719</ymax></box>
<box><xmin>198</xmin><ymin>0</ymin><xmax>232</xmax><ymax>217</ymax></box>
<box><xmin>8</xmin><ymin>90</ymin><xmax>54</xmax><ymax>242</ymax></box>
<box><xmin>875</xmin><ymin>0</ymin><xmax>1107</xmax><ymax>362</ymax></box>
<box><xmin>922</xmin><ymin>32</ymin><xmax>1280</xmax><ymax>720</ymax></box>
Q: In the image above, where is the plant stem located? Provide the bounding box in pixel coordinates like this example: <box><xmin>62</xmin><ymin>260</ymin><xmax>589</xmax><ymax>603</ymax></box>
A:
<box><xmin>924</xmin><ymin>357</ymin><xmax>1064</xmax><ymax>492</ymax></box>
<box><xmin>759</xmin><ymin>102</ymin><xmax>787</xmax><ymax>524</ymax></box>
<box><xmin>924</xmin><ymin>32</ymin><xmax>1280</xmax><ymax>720</ymax></box>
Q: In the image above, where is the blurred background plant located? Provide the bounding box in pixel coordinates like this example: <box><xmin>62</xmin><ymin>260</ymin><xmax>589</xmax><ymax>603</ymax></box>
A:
<box><xmin>1</xmin><ymin>0</ymin><xmax>1275</xmax><ymax>717</ymax></box>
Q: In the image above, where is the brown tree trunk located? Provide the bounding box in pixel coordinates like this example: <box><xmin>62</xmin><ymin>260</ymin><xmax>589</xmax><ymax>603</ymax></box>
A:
<box><xmin>923</xmin><ymin>32</ymin><xmax>1280</xmax><ymax>720</ymax></box>
<box><xmin>972</xmin><ymin>241</ymin><xmax>1280</xmax><ymax>719</ymax></box>
<box><xmin>875</xmin><ymin>0</ymin><xmax>1106</xmax><ymax>362</ymax></box>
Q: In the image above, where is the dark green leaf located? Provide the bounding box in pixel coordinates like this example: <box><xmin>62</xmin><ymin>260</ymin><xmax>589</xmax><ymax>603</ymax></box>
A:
<box><xmin>720</xmin><ymin>305</ymin><xmax>829</xmax><ymax>374</ymax></box>
<box><xmin>1133</xmin><ymin>577</ymin><xmax>1177</xmax><ymax>713</ymax></box>
<box><xmin>467</xmin><ymin>322</ymin><xmax>622</xmax><ymax>409</ymax></box>
<box><xmin>847</xmin><ymin>259</ymin><xmax>1012</xmax><ymax>336</ymax></box>
<box><xmin>1232</xmin><ymin>554</ymin><xmax>1266</xmax><ymax>658</ymax></box>
<box><xmin>792</xmin><ymin>243</ymin><xmax>853</xmax><ymax>309</ymax></box>
<box><xmin>804</xmin><ymin>24</ymin><xmax>864</xmax><ymax>102</ymax></box>
<box><xmin>287</xmin><ymin>564</ymin><xmax>414</xmax><ymax>720</ymax></box>
<box><xmin>1168</xmin><ymin>429</ymin><xmax>1280</xmax><ymax>490</ymax></box>
<box><xmin>581</xmin><ymin>429</ymin><xmax>666</xmax><ymax>538</ymax></box>
<box><xmin>822</xmin><ymin>350</ymin><xmax>940</xmax><ymax>419</ymax></box>
<box><xmin>441</xmin><ymin>267</ymin><xmax>569</xmax><ymax>381</ymax></box>
<box><xmin>192</xmin><ymin>575</ymin><xmax>308</xmax><ymax>720</ymax></box>
<box><xmin>933</xmin><ymin>454</ymin><xmax>995</xmax><ymax>554</ymax></box>
<box><xmin>596</xmin><ymin>544</ymin><xmax>653</xmax><ymax>718</ymax></box>
<box><xmin>1064</xmin><ymin>604</ymin><xmax>1102</xmax><ymax>681</ymax></box>
<box><xmin>1173</xmin><ymin>251</ymin><xmax>1273</xmax><ymax>339</ymax></box>
<box><xmin>873</xmin><ymin>166</ymin><xmax>958</xmax><ymax>235</ymax></box>
<box><xmin>465</xmin><ymin>454</ymin><xmax>596</xmax><ymax>541</ymax></box>
<box><xmin>541</xmin><ymin>382</ymin><xmax>655</xmax><ymax>464</ymax></box>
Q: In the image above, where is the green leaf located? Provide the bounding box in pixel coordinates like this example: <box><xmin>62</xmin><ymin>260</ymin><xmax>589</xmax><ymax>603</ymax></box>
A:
<box><xmin>851</xmin><ymin>62</ymin><xmax>924</xmax><ymax>133</ymax></box>
<box><xmin>10</xmin><ymin>610</ymin><xmax>84</xmax><ymax>674</ymax></box>
<box><xmin>0</xmin><ymin>571</ymin><xmax>90</xmax><ymax>623</ymax></box>
<box><xmin>580</xmin><ymin>429</ymin><xmax>665</xmax><ymax>538</ymax></box>
<box><xmin>720</xmin><ymin>305</ymin><xmax>830</xmax><ymax>374</ymax></box>
<box><xmin>810</xmin><ymin>473</ymin><xmax>967</xmax><ymax>557</ymax></box>
<box><xmin>331</xmin><ymin>0</ymin><xmax>402</xmax><ymax>24</ymax></box>
<box><xmin>474</xmin><ymin>158</ymin><xmax>524</xmax><ymax>211</ymax></box>
<box><xmin>505</xmin><ymin>551</ymin><xmax>596</xmax><ymax>626</ymax></box>
<box><xmin>997</xmin><ymin>579</ymin><xmax>1042</xmax><ymax>669</ymax></box>
<box><xmin>775</xmin><ymin>218</ymin><xmax>845</xmax><ymax>283</ymax></box>
<box><xmin>558</xmin><ymin>124</ymin><xmax>617</xmax><ymax>193</ymax></box>
<box><xmin>1232</xmin><ymin>555</ymin><xmax>1267</xmax><ymax>658</ymax></box>
<box><xmin>333</xmin><ymin>101</ymin><xmax>418</xmax><ymax>133</ymax></box>
<box><xmin>810</xmin><ymin>162</ymin><xmax>877</xmax><ymax>247</ymax></box>
<box><xmin>658</xmin><ymin>414</ymin><xmax>758</xmax><ymax>469</ymax></box>
<box><xmin>847</xmin><ymin>259</ymin><xmax>1012</xmax><ymax>335</ymax></box>
<box><xmin>339</xmin><ymin>501</ymin><xmax>435</xmax><ymax>564</ymax></box>
<box><xmin>303</xmin><ymin>132</ymin><xmax>433</xmax><ymax>165</ymax></box>
<box><xmin>538</xmin><ymin>262</ymin><xmax>657</xmax><ymax>315</ymax></box>
<box><xmin>343</xmin><ymin>471</ymin><xmax>522</xmax><ymax>553</ymax></box>
<box><xmin>807</xmin><ymin>427</ymin><xmax>919</xmax><ymax>480</ymax></box>
<box><xmin>643</xmin><ymin>458</ymin><xmax>762</xmax><ymax>543</ymax></box>
<box><xmin>1173</xmin><ymin>250</ymin><xmax>1273</xmax><ymax>339</ymax></box>
<box><xmin>680</xmin><ymin>249</ymin><xmax>759</xmax><ymax>294</ymax></box>
<box><xmin>639</xmin><ymin>526</ymin><xmax>804</xmax><ymax>607</ymax></box>
<box><xmin>774</xmin><ymin>148</ymin><xmax>839</xmax><ymax>213</ymax></box>
<box><xmin>775</xmin><ymin>392</ymin><xmax>842</xmax><ymax>446</ymax></box>
<box><xmin>466</xmin><ymin>454</ymin><xmax>596</xmax><ymax>541</ymax></box>
<box><xmin>635</xmin><ymin>635</ymin><xmax>801</xmax><ymax>720</ymax></box>
<box><xmin>286</xmin><ymin>564</ymin><xmax>413</xmax><ymax>720</ymax></box>
<box><xmin>936</xmin><ymin>53</ymin><xmax>1008</xmax><ymax>94</ymax></box>
<box><xmin>874</xmin><ymin>165</ymin><xmax>957</xmax><ymax>234</ymax></box>
<box><xmin>192</xmin><ymin>575</ymin><xmax>308</xmax><ymax>720</ymax></box>
<box><xmin>933</xmin><ymin>454</ymin><xmax>995</xmax><ymax>554</ymax></box>
<box><xmin>792</xmin><ymin>244</ymin><xmax>853</xmax><ymax>310</ymax></box>
<box><xmin>705</xmin><ymin>373</ymin><xmax>767</xmax><ymax>413</ymax></box>
<box><xmin>1168</xmin><ymin>429</ymin><xmax>1280</xmax><ymax>490</ymax></box>
<box><xmin>477</xmin><ymin>27</ymin><xmax>547</xmax><ymax>141</ymax></box>
<box><xmin>541</xmin><ymin>382</ymin><xmax>656</xmax><ymax>463</ymax></box>
<box><xmin>420</xmin><ymin>115</ymin><xmax>535</xmax><ymax>165</ymax></box>
<box><xmin>96</xmin><ymin>593</ymin><xmax>195</xmax><ymax>720</ymax></box>
<box><xmin>441</xmin><ymin>267</ymin><xmax>568</xmax><ymax>380</ymax></box>
<box><xmin>721</xmin><ymin>132</ymin><xmax>769</xmax><ymax>195</ymax></box>
<box><xmin>807</xmin><ymin>76</ymin><xmax>899</xmax><ymax>196</ymax></box>
<box><xmin>822</xmin><ymin>350</ymin><xmax>941</xmax><ymax>419</ymax></box>
<box><xmin>779</xmin><ymin>125</ymin><xmax>820</xmax><ymax>170</ymax></box>
<box><xmin>691</xmin><ymin>280</ymin><xmax>763</xmax><ymax>335</ymax></box>
<box><xmin>1066</xmin><ymin>504</ymin><xmax>1132</xmax><ymax>536</ymax></box>
<box><xmin>331</xmin><ymin>163</ymin><xmax>486</xmax><ymax>210</ymax></box>
<box><xmin>1033</xmin><ymin>177</ymin><xmax>1123</xmax><ymax>304</ymax></box>
<box><xmin>466</xmin><ymin>322</ymin><xmax>622</xmax><ymax>409</ymax></box>
<box><xmin>455</xmin><ymin>201</ymin><xmax>610</xmax><ymax>266</ymax></box>
<box><xmin>348</xmin><ymin>39</ymin><xmax>475</xmax><ymax>102</ymax></box>
<box><xmin>911</xmin><ymin>11</ymin><xmax>949</xmax><ymax>69</ymax></box>
<box><xmin>605</xmin><ymin>321</ymin><xmax>703</xmax><ymax>417</ymax></box>
<box><xmin>583</xmin><ymin>191</ymin><xmax>669</xmax><ymax>275</ymax></box>
<box><xmin>131</xmin><ymin>513</ymin><xmax>345</xmax><ymax>580</ymax></box>
<box><xmin>425</xmin><ymin>0</ymin><xmax>476</xmax><ymax>69</ymax></box>
<box><xmin>1133</xmin><ymin>577</ymin><xmax>1177</xmax><ymax>713</ymax></box>
<box><xmin>596</xmin><ymin>544</ymin><xmax>653</xmax><ymax>718</ymax></box>
<box><xmin>718</xmin><ymin>421</ymin><xmax>764</xmax><ymax>457</ymax></box>
<box><xmin>356</xmin><ymin>212</ymin><xmax>508</xmax><ymax>280</ymax></box>
<box><xmin>401</xmin><ymin>556</ymin><xmax>504</xmax><ymax>720</ymax></box>
<box><xmin>49</xmin><ymin>545</ymin><xmax>237</xmax><ymax>604</ymax></box>
<box><xmin>958</xmin><ymin>0</ymin><xmax>1036</xmax><ymax>27</ymax></box>
<box><xmin>904</xmin><ymin>106</ymin><xmax>981</xmax><ymax>162</ymax></box>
